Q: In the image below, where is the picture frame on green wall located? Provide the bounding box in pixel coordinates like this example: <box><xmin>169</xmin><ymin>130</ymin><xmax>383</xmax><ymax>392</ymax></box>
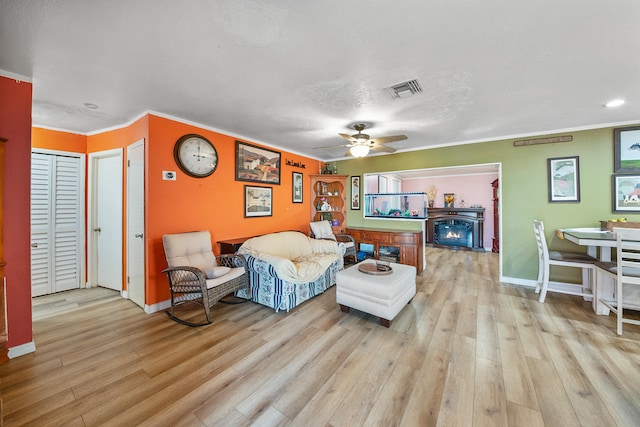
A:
<box><xmin>612</xmin><ymin>174</ymin><xmax>640</xmax><ymax>213</ymax></box>
<box><xmin>614</xmin><ymin>126</ymin><xmax>640</xmax><ymax>173</ymax></box>
<box><xmin>547</xmin><ymin>156</ymin><xmax>580</xmax><ymax>202</ymax></box>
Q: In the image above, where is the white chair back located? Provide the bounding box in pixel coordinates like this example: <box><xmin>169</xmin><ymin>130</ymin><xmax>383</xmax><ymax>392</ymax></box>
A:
<box><xmin>163</xmin><ymin>231</ymin><xmax>217</xmax><ymax>270</ymax></box>
<box><xmin>608</xmin><ymin>227</ymin><xmax>640</xmax><ymax>334</ymax></box>
<box><xmin>532</xmin><ymin>220</ymin><xmax>548</xmax><ymax>263</ymax></box>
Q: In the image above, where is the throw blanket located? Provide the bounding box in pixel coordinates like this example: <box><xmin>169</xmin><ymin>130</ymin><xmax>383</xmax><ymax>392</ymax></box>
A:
<box><xmin>238</xmin><ymin>231</ymin><xmax>341</xmax><ymax>284</ymax></box>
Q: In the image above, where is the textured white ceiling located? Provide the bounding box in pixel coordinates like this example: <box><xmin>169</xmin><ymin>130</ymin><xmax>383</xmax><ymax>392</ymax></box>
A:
<box><xmin>1</xmin><ymin>1</ymin><xmax>639</xmax><ymax>160</ymax></box>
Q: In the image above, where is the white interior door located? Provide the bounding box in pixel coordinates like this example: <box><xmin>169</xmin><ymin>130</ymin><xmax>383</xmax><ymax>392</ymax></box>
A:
<box><xmin>31</xmin><ymin>153</ymin><xmax>52</xmax><ymax>297</ymax></box>
<box><xmin>127</xmin><ymin>140</ymin><xmax>145</xmax><ymax>308</ymax></box>
<box><xmin>89</xmin><ymin>150</ymin><xmax>123</xmax><ymax>291</ymax></box>
<box><xmin>31</xmin><ymin>151</ymin><xmax>84</xmax><ymax>297</ymax></box>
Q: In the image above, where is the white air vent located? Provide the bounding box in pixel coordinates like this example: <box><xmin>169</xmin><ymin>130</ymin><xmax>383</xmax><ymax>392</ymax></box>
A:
<box><xmin>384</xmin><ymin>79</ymin><xmax>423</xmax><ymax>100</ymax></box>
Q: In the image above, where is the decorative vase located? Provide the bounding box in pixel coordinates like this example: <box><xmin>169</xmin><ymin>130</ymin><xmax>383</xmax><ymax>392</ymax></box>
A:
<box><xmin>444</xmin><ymin>193</ymin><xmax>455</xmax><ymax>208</ymax></box>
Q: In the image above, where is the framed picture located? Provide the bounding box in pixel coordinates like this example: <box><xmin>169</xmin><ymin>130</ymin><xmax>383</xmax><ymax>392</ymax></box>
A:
<box><xmin>292</xmin><ymin>172</ymin><xmax>303</xmax><ymax>203</ymax></box>
<box><xmin>236</xmin><ymin>141</ymin><xmax>281</xmax><ymax>184</ymax></box>
<box><xmin>614</xmin><ymin>126</ymin><xmax>640</xmax><ymax>173</ymax></box>
<box><xmin>244</xmin><ymin>185</ymin><xmax>272</xmax><ymax>217</ymax></box>
<box><xmin>351</xmin><ymin>175</ymin><xmax>360</xmax><ymax>210</ymax></box>
<box><xmin>547</xmin><ymin>156</ymin><xmax>580</xmax><ymax>202</ymax></box>
<box><xmin>612</xmin><ymin>174</ymin><xmax>640</xmax><ymax>213</ymax></box>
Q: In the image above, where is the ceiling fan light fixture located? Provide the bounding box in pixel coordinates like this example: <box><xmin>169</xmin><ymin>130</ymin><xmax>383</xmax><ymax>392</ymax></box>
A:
<box><xmin>351</xmin><ymin>144</ymin><xmax>370</xmax><ymax>157</ymax></box>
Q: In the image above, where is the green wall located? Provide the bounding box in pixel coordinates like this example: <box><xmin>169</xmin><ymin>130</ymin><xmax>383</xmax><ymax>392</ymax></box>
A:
<box><xmin>337</xmin><ymin>124</ymin><xmax>640</xmax><ymax>283</ymax></box>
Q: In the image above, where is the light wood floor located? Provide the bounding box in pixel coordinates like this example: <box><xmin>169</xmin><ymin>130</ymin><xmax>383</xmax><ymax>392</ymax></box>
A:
<box><xmin>3</xmin><ymin>248</ymin><xmax>640</xmax><ymax>426</ymax></box>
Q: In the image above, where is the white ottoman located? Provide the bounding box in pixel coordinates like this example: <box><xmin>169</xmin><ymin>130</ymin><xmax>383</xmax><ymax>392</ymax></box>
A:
<box><xmin>336</xmin><ymin>259</ymin><xmax>417</xmax><ymax>327</ymax></box>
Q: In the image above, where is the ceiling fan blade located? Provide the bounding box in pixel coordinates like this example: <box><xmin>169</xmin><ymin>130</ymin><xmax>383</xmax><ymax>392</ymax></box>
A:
<box><xmin>339</xmin><ymin>133</ymin><xmax>358</xmax><ymax>142</ymax></box>
<box><xmin>314</xmin><ymin>143</ymin><xmax>349</xmax><ymax>149</ymax></box>
<box><xmin>370</xmin><ymin>144</ymin><xmax>396</xmax><ymax>153</ymax></box>
<box><xmin>371</xmin><ymin>135</ymin><xmax>407</xmax><ymax>144</ymax></box>
<box><xmin>345</xmin><ymin>149</ymin><xmax>354</xmax><ymax>157</ymax></box>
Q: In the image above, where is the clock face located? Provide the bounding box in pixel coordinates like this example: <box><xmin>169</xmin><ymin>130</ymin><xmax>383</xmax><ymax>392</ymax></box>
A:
<box><xmin>174</xmin><ymin>134</ymin><xmax>218</xmax><ymax>178</ymax></box>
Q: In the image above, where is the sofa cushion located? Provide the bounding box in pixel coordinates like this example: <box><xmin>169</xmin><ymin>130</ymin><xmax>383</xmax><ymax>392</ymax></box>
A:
<box><xmin>241</xmin><ymin>231</ymin><xmax>315</xmax><ymax>259</ymax></box>
<box><xmin>204</xmin><ymin>266</ymin><xmax>231</xmax><ymax>279</ymax></box>
<box><xmin>310</xmin><ymin>220</ymin><xmax>336</xmax><ymax>241</ymax></box>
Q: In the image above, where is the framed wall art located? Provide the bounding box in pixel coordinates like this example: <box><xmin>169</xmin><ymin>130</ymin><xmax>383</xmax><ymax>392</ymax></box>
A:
<box><xmin>236</xmin><ymin>141</ymin><xmax>281</xmax><ymax>184</ymax></box>
<box><xmin>547</xmin><ymin>156</ymin><xmax>580</xmax><ymax>202</ymax></box>
<box><xmin>351</xmin><ymin>175</ymin><xmax>360</xmax><ymax>210</ymax></box>
<box><xmin>292</xmin><ymin>172</ymin><xmax>303</xmax><ymax>203</ymax></box>
<box><xmin>244</xmin><ymin>185</ymin><xmax>272</xmax><ymax>217</ymax></box>
<box><xmin>614</xmin><ymin>126</ymin><xmax>640</xmax><ymax>173</ymax></box>
<box><xmin>612</xmin><ymin>174</ymin><xmax>640</xmax><ymax>213</ymax></box>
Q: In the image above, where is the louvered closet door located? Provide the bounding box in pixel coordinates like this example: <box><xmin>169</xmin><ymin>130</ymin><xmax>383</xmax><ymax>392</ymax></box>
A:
<box><xmin>31</xmin><ymin>153</ymin><xmax>82</xmax><ymax>297</ymax></box>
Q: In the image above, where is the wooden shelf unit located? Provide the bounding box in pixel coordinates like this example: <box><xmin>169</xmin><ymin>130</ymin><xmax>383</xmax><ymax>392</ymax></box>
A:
<box><xmin>310</xmin><ymin>174</ymin><xmax>348</xmax><ymax>234</ymax></box>
<box><xmin>346</xmin><ymin>227</ymin><xmax>423</xmax><ymax>274</ymax></box>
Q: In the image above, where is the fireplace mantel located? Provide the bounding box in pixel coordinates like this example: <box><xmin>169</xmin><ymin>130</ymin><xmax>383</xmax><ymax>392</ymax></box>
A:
<box><xmin>426</xmin><ymin>207</ymin><xmax>485</xmax><ymax>251</ymax></box>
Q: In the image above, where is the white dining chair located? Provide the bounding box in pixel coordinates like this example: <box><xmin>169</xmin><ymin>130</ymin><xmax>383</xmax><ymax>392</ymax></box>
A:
<box><xmin>598</xmin><ymin>227</ymin><xmax>640</xmax><ymax>335</ymax></box>
<box><xmin>533</xmin><ymin>220</ymin><xmax>597</xmax><ymax>303</ymax></box>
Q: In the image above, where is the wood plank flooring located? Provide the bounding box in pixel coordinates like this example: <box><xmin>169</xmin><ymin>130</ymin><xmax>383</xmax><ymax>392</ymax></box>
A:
<box><xmin>3</xmin><ymin>248</ymin><xmax>640</xmax><ymax>426</ymax></box>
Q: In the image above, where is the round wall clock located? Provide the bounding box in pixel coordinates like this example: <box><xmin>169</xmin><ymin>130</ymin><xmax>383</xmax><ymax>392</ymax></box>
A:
<box><xmin>173</xmin><ymin>134</ymin><xmax>218</xmax><ymax>178</ymax></box>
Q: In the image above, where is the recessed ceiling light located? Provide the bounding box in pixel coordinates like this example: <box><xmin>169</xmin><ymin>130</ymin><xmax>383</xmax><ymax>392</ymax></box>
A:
<box><xmin>84</xmin><ymin>102</ymin><xmax>99</xmax><ymax>109</ymax></box>
<box><xmin>604</xmin><ymin>99</ymin><xmax>625</xmax><ymax>108</ymax></box>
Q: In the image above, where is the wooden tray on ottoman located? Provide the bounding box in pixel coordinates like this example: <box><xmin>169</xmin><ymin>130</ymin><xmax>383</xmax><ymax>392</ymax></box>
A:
<box><xmin>600</xmin><ymin>221</ymin><xmax>640</xmax><ymax>231</ymax></box>
<box><xmin>358</xmin><ymin>262</ymin><xmax>393</xmax><ymax>275</ymax></box>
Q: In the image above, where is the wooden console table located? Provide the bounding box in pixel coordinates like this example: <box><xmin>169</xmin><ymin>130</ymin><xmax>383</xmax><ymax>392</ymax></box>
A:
<box><xmin>346</xmin><ymin>227</ymin><xmax>423</xmax><ymax>273</ymax></box>
<box><xmin>218</xmin><ymin>236</ymin><xmax>254</xmax><ymax>254</ymax></box>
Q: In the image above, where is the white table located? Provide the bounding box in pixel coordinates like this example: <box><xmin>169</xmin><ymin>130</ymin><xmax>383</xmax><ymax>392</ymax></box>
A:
<box><xmin>561</xmin><ymin>228</ymin><xmax>616</xmax><ymax>314</ymax></box>
<box><xmin>561</xmin><ymin>228</ymin><xmax>615</xmax><ymax>262</ymax></box>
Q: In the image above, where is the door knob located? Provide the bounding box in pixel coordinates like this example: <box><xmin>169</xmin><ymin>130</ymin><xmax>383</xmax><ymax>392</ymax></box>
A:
<box><xmin>94</xmin><ymin>227</ymin><xmax>101</xmax><ymax>232</ymax></box>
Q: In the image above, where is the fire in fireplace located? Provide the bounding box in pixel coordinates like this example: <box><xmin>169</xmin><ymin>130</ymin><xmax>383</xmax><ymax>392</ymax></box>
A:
<box><xmin>426</xmin><ymin>207</ymin><xmax>485</xmax><ymax>251</ymax></box>
<box><xmin>435</xmin><ymin>223</ymin><xmax>472</xmax><ymax>247</ymax></box>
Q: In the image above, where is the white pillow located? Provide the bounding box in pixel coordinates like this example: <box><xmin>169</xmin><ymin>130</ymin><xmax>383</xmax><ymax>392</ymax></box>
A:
<box><xmin>310</xmin><ymin>220</ymin><xmax>336</xmax><ymax>241</ymax></box>
<box><xmin>204</xmin><ymin>266</ymin><xmax>231</xmax><ymax>279</ymax></box>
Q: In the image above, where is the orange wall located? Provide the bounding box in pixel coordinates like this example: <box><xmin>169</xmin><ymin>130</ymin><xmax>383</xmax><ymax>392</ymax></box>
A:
<box><xmin>146</xmin><ymin>114</ymin><xmax>321</xmax><ymax>305</ymax></box>
<box><xmin>32</xmin><ymin>127</ymin><xmax>87</xmax><ymax>153</ymax></box>
<box><xmin>1</xmin><ymin>76</ymin><xmax>33</xmax><ymax>349</ymax></box>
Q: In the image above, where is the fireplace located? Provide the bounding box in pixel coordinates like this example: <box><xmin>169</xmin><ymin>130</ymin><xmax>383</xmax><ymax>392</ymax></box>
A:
<box><xmin>435</xmin><ymin>222</ymin><xmax>472</xmax><ymax>247</ymax></box>
<box><xmin>426</xmin><ymin>207</ymin><xmax>485</xmax><ymax>251</ymax></box>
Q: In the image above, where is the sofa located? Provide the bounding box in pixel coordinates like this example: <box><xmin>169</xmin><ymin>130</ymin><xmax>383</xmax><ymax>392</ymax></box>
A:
<box><xmin>236</xmin><ymin>231</ymin><xmax>345</xmax><ymax>311</ymax></box>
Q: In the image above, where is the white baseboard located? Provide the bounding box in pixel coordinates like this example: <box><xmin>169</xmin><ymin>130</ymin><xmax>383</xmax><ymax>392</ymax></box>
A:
<box><xmin>145</xmin><ymin>299</ymin><xmax>171</xmax><ymax>314</ymax></box>
<box><xmin>8</xmin><ymin>341</ymin><xmax>36</xmax><ymax>359</ymax></box>
<box><xmin>500</xmin><ymin>275</ymin><xmax>537</xmax><ymax>288</ymax></box>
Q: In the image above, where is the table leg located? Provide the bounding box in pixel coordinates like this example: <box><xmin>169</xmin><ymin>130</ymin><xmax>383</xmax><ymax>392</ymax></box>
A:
<box><xmin>598</xmin><ymin>246</ymin><xmax>611</xmax><ymax>262</ymax></box>
<box><xmin>595</xmin><ymin>267</ymin><xmax>613</xmax><ymax>315</ymax></box>
<box><xmin>581</xmin><ymin>269</ymin><xmax>593</xmax><ymax>302</ymax></box>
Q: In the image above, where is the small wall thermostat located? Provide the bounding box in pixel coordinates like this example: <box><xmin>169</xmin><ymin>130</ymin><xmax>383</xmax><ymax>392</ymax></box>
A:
<box><xmin>163</xmin><ymin>171</ymin><xmax>176</xmax><ymax>181</ymax></box>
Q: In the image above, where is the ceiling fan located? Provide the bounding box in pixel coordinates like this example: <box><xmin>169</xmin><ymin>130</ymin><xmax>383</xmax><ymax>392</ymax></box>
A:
<box><xmin>318</xmin><ymin>123</ymin><xmax>408</xmax><ymax>158</ymax></box>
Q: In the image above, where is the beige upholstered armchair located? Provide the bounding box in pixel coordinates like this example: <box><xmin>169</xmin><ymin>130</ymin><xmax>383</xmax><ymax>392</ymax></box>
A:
<box><xmin>310</xmin><ymin>220</ymin><xmax>357</xmax><ymax>264</ymax></box>
<box><xmin>161</xmin><ymin>230</ymin><xmax>249</xmax><ymax>326</ymax></box>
